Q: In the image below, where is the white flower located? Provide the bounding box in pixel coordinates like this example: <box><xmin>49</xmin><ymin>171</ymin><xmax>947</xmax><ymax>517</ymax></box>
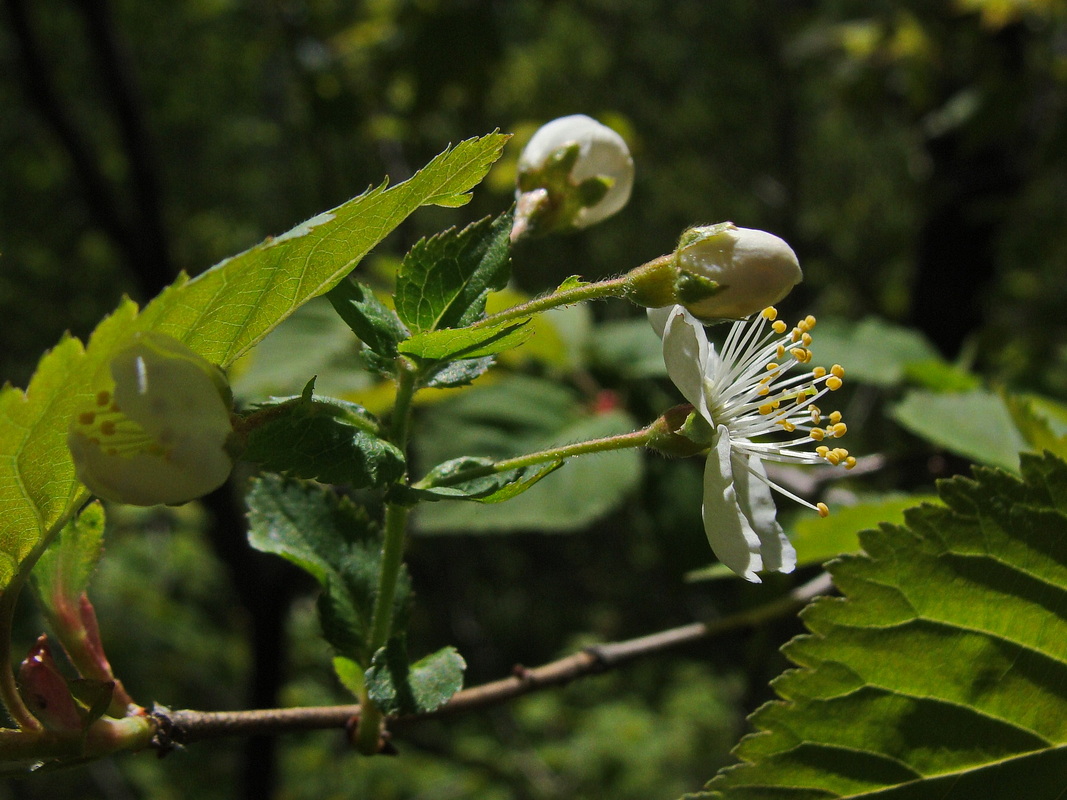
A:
<box><xmin>513</xmin><ymin>114</ymin><xmax>634</xmax><ymax>237</ymax></box>
<box><xmin>68</xmin><ymin>332</ymin><xmax>235</xmax><ymax>506</ymax></box>
<box><xmin>674</xmin><ymin>224</ymin><xmax>802</xmax><ymax>322</ymax></box>
<box><xmin>650</xmin><ymin>304</ymin><xmax>853</xmax><ymax>582</ymax></box>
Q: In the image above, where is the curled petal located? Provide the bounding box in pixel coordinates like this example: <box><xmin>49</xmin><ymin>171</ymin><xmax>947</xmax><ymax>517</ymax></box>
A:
<box><xmin>658</xmin><ymin>306</ymin><xmax>713</xmax><ymax>423</ymax></box>
<box><xmin>702</xmin><ymin>426</ymin><xmax>765</xmax><ymax>582</ymax></box>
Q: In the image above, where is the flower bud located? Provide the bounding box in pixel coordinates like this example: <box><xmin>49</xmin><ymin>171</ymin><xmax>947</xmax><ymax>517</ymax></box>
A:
<box><xmin>673</xmin><ymin>223</ymin><xmax>802</xmax><ymax>322</ymax></box>
<box><xmin>512</xmin><ymin>114</ymin><xmax>634</xmax><ymax>239</ymax></box>
<box><xmin>19</xmin><ymin>635</ymin><xmax>84</xmax><ymax>732</ymax></box>
<box><xmin>68</xmin><ymin>332</ymin><xmax>235</xmax><ymax>506</ymax></box>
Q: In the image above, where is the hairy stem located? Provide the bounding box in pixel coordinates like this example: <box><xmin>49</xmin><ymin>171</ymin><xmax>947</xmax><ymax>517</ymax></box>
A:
<box><xmin>471</xmin><ymin>275</ymin><xmax>630</xmax><ymax>330</ymax></box>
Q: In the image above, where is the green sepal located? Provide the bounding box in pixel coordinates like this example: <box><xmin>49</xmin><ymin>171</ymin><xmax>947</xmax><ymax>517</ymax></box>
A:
<box><xmin>575</xmin><ymin>174</ymin><xmax>612</xmax><ymax>207</ymax></box>
<box><xmin>394</xmin><ymin>213</ymin><xmax>512</xmax><ymax>333</ymax></box>
<box><xmin>327</xmin><ymin>278</ymin><xmax>409</xmax><ymax>376</ymax></box>
<box><xmin>242</xmin><ymin>382</ymin><xmax>405</xmax><ymax>488</ymax></box>
<box><xmin>365</xmin><ymin>637</ymin><xmax>466</xmax><ymax>716</ymax></box>
<box><xmin>245</xmin><ymin>475</ymin><xmax>410</xmax><ymax>665</ymax></box>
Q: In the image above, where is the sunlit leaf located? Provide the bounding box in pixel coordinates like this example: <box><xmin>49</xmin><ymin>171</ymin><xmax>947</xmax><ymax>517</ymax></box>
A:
<box><xmin>695</xmin><ymin>452</ymin><xmax>1067</xmax><ymax>799</ymax></box>
<box><xmin>366</xmin><ymin>638</ymin><xmax>466</xmax><ymax>716</ymax></box>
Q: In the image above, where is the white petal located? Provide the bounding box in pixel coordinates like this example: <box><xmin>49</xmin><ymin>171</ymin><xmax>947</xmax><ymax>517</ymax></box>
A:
<box><xmin>701</xmin><ymin>426</ymin><xmax>764</xmax><ymax>582</ymax></box>
<box><xmin>660</xmin><ymin>306</ymin><xmax>712</xmax><ymax>422</ymax></box>
<box><xmin>730</xmin><ymin>452</ymin><xmax>796</xmax><ymax>574</ymax></box>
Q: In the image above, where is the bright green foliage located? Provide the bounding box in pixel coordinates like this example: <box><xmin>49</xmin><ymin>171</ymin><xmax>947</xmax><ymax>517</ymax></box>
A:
<box><xmin>245</xmin><ymin>475</ymin><xmax>410</xmax><ymax>666</ymax></box>
<box><xmin>394</xmin><ymin>213</ymin><xmax>512</xmax><ymax>334</ymax></box>
<box><xmin>366</xmin><ymin>638</ymin><xmax>466</xmax><ymax>716</ymax></box>
<box><xmin>892</xmin><ymin>388</ymin><xmax>1028</xmax><ymax>471</ymax></box>
<box><xmin>1008</xmin><ymin>393</ymin><xmax>1067</xmax><ymax>461</ymax></box>
<box><xmin>327</xmin><ymin>279</ymin><xmax>410</xmax><ymax>376</ymax></box>
<box><xmin>0</xmin><ymin>134</ymin><xmax>507</xmax><ymax>593</ymax></box>
<box><xmin>416</xmin><ymin>376</ymin><xmax>642</xmax><ymax>533</ymax></box>
<box><xmin>400</xmin><ymin>320</ymin><xmax>534</xmax><ymax>362</ymax></box>
<box><xmin>242</xmin><ymin>382</ymin><xmax>405</xmax><ymax>488</ymax></box>
<box><xmin>31</xmin><ymin>500</ymin><xmax>105</xmax><ymax>616</ymax></box>
<box><xmin>411</xmin><ymin>456</ymin><xmax>562</xmax><ymax>503</ymax></box>
<box><xmin>696</xmin><ymin>452</ymin><xmax>1067</xmax><ymax>799</ymax></box>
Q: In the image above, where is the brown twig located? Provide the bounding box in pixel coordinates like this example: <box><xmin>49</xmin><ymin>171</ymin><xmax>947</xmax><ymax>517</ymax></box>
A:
<box><xmin>154</xmin><ymin>572</ymin><xmax>833</xmax><ymax>749</ymax></box>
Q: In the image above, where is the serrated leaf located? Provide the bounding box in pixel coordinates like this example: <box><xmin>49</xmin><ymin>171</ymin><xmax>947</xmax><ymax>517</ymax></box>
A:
<box><xmin>891</xmin><ymin>388</ymin><xmax>1027</xmax><ymax>472</ymax></box>
<box><xmin>245</xmin><ymin>475</ymin><xmax>409</xmax><ymax>664</ymax></box>
<box><xmin>0</xmin><ymin>133</ymin><xmax>507</xmax><ymax>592</ymax></box>
<box><xmin>400</xmin><ymin>319</ymin><xmax>533</xmax><ymax>361</ymax></box>
<box><xmin>695</xmin><ymin>452</ymin><xmax>1067</xmax><ymax>799</ymax></box>
<box><xmin>31</xmin><ymin>500</ymin><xmax>105</xmax><ymax>608</ymax></box>
<box><xmin>327</xmin><ymin>278</ymin><xmax>409</xmax><ymax>368</ymax></box>
<box><xmin>242</xmin><ymin>390</ymin><xmax>405</xmax><ymax>488</ymax></box>
<box><xmin>423</xmin><ymin>356</ymin><xmax>497</xmax><ymax>389</ymax></box>
<box><xmin>366</xmin><ymin>638</ymin><xmax>466</xmax><ymax>716</ymax></box>
<box><xmin>407</xmin><ymin>456</ymin><xmax>562</xmax><ymax>503</ymax></box>
<box><xmin>394</xmin><ymin>213</ymin><xmax>512</xmax><ymax>333</ymax></box>
<box><xmin>416</xmin><ymin>378</ymin><xmax>642</xmax><ymax>533</ymax></box>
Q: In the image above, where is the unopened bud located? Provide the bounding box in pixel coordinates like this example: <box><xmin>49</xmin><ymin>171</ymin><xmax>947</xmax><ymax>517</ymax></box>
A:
<box><xmin>512</xmin><ymin>114</ymin><xmax>634</xmax><ymax>239</ymax></box>
<box><xmin>68</xmin><ymin>332</ymin><xmax>235</xmax><ymax>506</ymax></box>
<box><xmin>674</xmin><ymin>223</ymin><xmax>801</xmax><ymax>321</ymax></box>
<box><xmin>622</xmin><ymin>223</ymin><xmax>802</xmax><ymax>322</ymax></box>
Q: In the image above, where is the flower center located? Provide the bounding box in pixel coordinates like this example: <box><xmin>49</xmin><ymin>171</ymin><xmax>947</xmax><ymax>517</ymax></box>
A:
<box><xmin>72</xmin><ymin>389</ymin><xmax>168</xmax><ymax>460</ymax></box>
<box><xmin>708</xmin><ymin>306</ymin><xmax>856</xmax><ymax>516</ymax></box>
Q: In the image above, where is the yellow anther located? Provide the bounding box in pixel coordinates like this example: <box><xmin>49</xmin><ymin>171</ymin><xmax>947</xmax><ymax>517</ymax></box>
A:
<box><xmin>805</xmin><ymin>315</ymin><xmax>817</xmax><ymax>328</ymax></box>
<box><xmin>762</xmin><ymin>307</ymin><xmax>778</xmax><ymax>321</ymax></box>
<box><xmin>810</xmin><ymin>427</ymin><xmax>825</xmax><ymax>441</ymax></box>
<box><xmin>817</xmin><ymin>502</ymin><xmax>830</xmax><ymax>518</ymax></box>
<box><xmin>829</xmin><ymin>410</ymin><xmax>842</xmax><ymax>424</ymax></box>
<box><xmin>96</xmin><ymin>391</ymin><xmax>111</xmax><ymax>407</ymax></box>
<box><xmin>779</xmin><ymin>420</ymin><xmax>796</xmax><ymax>432</ymax></box>
<box><xmin>790</xmin><ymin>347</ymin><xmax>809</xmax><ymax>362</ymax></box>
<box><xmin>791</xmin><ymin>328</ymin><xmax>802</xmax><ymax>342</ymax></box>
<box><xmin>825</xmin><ymin>451</ymin><xmax>841</xmax><ymax>466</ymax></box>
<box><xmin>78</xmin><ymin>411</ymin><xmax>96</xmax><ymax>426</ymax></box>
<box><xmin>831</xmin><ymin>422</ymin><xmax>848</xmax><ymax>437</ymax></box>
<box><xmin>100</xmin><ymin>420</ymin><xmax>117</xmax><ymax>437</ymax></box>
<box><xmin>758</xmin><ymin>385</ymin><xmax>770</xmax><ymax>396</ymax></box>
<box><xmin>777</xmin><ymin>344</ymin><xmax>786</xmax><ymax>359</ymax></box>
<box><xmin>831</xmin><ymin>364</ymin><xmax>845</xmax><ymax>378</ymax></box>
<box><xmin>826</xmin><ymin>376</ymin><xmax>843</xmax><ymax>391</ymax></box>
<box><xmin>813</xmin><ymin>366</ymin><xmax>827</xmax><ymax>379</ymax></box>
<box><xmin>772</xmin><ymin>320</ymin><xmax>787</xmax><ymax>334</ymax></box>
<box><xmin>759</xmin><ymin>403</ymin><xmax>774</xmax><ymax>416</ymax></box>
<box><xmin>809</xmin><ymin>406</ymin><xmax>822</xmax><ymax>424</ymax></box>
<box><xmin>844</xmin><ymin>456</ymin><xmax>857</xmax><ymax>470</ymax></box>
<box><xmin>766</xmin><ymin>363</ymin><xmax>780</xmax><ymax>372</ymax></box>
<box><xmin>801</xmin><ymin>332</ymin><xmax>813</xmax><ymax>346</ymax></box>
<box><xmin>815</xmin><ymin>445</ymin><xmax>830</xmax><ymax>457</ymax></box>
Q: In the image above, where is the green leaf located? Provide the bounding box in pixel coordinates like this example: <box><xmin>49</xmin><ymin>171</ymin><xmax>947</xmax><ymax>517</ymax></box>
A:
<box><xmin>327</xmin><ymin>278</ymin><xmax>409</xmax><ymax>373</ymax></box>
<box><xmin>891</xmin><ymin>388</ymin><xmax>1028</xmax><ymax>472</ymax></box>
<box><xmin>246</xmin><ymin>475</ymin><xmax>409</xmax><ymax>664</ymax></box>
<box><xmin>31</xmin><ymin>500</ymin><xmax>105</xmax><ymax>612</ymax></box>
<box><xmin>686</xmin><ymin>494</ymin><xmax>942</xmax><ymax>583</ymax></box>
<box><xmin>696</xmin><ymin>452</ymin><xmax>1067</xmax><ymax>799</ymax></box>
<box><xmin>365</xmin><ymin>638</ymin><xmax>466</xmax><ymax>716</ymax></box>
<box><xmin>242</xmin><ymin>387</ymin><xmax>405</xmax><ymax>488</ymax></box>
<box><xmin>812</xmin><ymin>317</ymin><xmax>942</xmax><ymax>387</ymax></box>
<box><xmin>400</xmin><ymin>319</ymin><xmax>534</xmax><ymax>361</ymax></box>
<box><xmin>1007</xmin><ymin>392</ymin><xmax>1067</xmax><ymax>460</ymax></box>
<box><xmin>415</xmin><ymin>378</ymin><xmax>642</xmax><ymax>533</ymax></box>
<box><xmin>394</xmin><ymin>212</ymin><xmax>512</xmax><ymax>333</ymax></box>
<box><xmin>0</xmin><ymin>133</ymin><xmax>507</xmax><ymax>592</ymax></box>
<box><xmin>407</xmin><ymin>456</ymin><xmax>563</xmax><ymax>503</ymax></box>
<box><xmin>423</xmin><ymin>356</ymin><xmax>497</xmax><ymax>389</ymax></box>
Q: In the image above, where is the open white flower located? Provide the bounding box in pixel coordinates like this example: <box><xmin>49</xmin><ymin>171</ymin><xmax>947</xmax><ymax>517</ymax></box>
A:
<box><xmin>650</xmin><ymin>304</ymin><xmax>853</xmax><ymax>582</ymax></box>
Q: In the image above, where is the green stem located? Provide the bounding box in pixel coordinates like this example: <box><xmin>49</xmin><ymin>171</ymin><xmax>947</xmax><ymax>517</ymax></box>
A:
<box><xmin>416</xmin><ymin>425</ymin><xmax>657</xmax><ymax>491</ymax></box>
<box><xmin>355</xmin><ymin>358</ymin><xmax>419</xmax><ymax>754</ymax></box>
<box><xmin>471</xmin><ymin>275</ymin><xmax>630</xmax><ymax>329</ymax></box>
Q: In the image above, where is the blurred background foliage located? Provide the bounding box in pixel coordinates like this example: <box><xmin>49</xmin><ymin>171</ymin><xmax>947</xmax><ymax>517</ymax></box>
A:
<box><xmin>2</xmin><ymin>0</ymin><xmax>1066</xmax><ymax>798</ymax></box>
